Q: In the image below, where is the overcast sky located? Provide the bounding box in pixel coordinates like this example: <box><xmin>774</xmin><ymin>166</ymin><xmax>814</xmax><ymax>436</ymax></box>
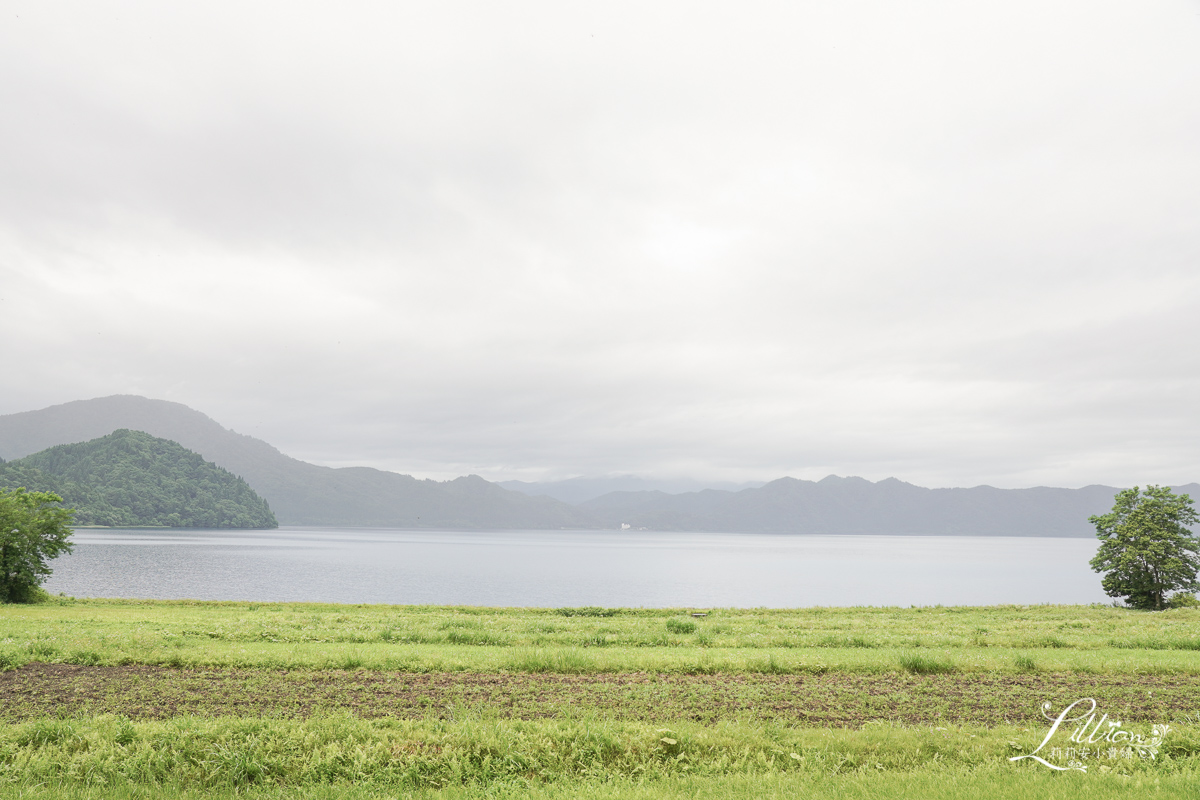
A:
<box><xmin>2</xmin><ymin>1</ymin><xmax>1199</xmax><ymax>489</ymax></box>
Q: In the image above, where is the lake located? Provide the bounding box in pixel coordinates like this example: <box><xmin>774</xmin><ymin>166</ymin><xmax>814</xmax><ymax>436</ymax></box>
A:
<box><xmin>41</xmin><ymin>527</ymin><xmax>1111</xmax><ymax>607</ymax></box>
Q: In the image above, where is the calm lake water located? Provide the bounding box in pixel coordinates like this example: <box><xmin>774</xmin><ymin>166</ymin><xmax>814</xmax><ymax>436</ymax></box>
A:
<box><xmin>42</xmin><ymin>527</ymin><xmax>1110</xmax><ymax>607</ymax></box>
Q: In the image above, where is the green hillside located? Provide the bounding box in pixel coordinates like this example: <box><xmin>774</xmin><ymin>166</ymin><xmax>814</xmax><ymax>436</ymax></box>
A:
<box><xmin>0</xmin><ymin>396</ymin><xmax>593</xmax><ymax>528</ymax></box>
<box><xmin>0</xmin><ymin>429</ymin><xmax>277</xmax><ymax>529</ymax></box>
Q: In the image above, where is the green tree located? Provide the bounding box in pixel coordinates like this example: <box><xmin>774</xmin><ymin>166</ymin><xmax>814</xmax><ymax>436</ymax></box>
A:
<box><xmin>1089</xmin><ymin>486</ymin><xmax>1200</xmax><ymax>610</ymax></box>
<box><xmin>0</xmin><ymin>488</ymin><xmax>75</xmax><ymax>603</ymax></box>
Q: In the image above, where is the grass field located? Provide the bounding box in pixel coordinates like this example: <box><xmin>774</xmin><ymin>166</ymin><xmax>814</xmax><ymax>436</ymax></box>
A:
<box><xmin>2</xmin><ymin>599</ymin><xmax>1199</xmax><ymax>798</ymax></box>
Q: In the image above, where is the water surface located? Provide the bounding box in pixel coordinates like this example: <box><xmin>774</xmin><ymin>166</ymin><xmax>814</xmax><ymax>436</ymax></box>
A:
<box><xmin>44</xmin><ymin>527</ymin><xmax>1107</xmax><ymax>607</ymax></box>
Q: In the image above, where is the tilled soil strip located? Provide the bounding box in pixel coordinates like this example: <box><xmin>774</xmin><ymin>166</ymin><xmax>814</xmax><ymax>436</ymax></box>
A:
<box><xmin>1</xmin><ymin>663</ymin><xmax>1195</xmax><ymax>727</ymax></box>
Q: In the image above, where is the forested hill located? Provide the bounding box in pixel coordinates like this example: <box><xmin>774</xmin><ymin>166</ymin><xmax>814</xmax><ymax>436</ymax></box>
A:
<box><xmin>0</xmin><ymin>395</ymin><xmax>591</xmax><ymax>528</ymax></box>
<box><xmin>4</xmin><ymin>396</ymin><xmax>1196</xmax><ymax>535</ymax></box>
<box><xmin>0</xmin><ymin>429</ymin><xmax>277</xmax><ymax>529</ymax></box>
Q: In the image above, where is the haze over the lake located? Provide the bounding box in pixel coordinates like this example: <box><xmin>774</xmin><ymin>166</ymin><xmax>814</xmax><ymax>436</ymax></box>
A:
<box><xmin>3</xmin><ymin>1</ymin><xmax>1198</xmax><ymax>490</ymax></box>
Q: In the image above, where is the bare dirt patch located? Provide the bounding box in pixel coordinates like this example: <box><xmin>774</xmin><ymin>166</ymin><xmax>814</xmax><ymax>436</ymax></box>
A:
<box><xmin>1</xmin><ymin>663</ymin><xmax>1195</xmax><ymax>726</ymax></box>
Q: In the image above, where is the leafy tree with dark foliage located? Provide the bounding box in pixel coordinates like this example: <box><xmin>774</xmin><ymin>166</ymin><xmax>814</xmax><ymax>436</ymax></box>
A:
<box><xmin>0</xmin><ymin>488</ymin><xmax>74</xmax><ymax>602</ymax></box>
<box><xmin>1089</xmin><ymin>486</ymin><xmax>1200</xmax><ymax>610</ymax></box>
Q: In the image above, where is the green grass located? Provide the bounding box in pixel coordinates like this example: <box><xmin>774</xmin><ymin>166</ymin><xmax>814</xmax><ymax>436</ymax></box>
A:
<box><xmin>3</xmin><ymin>598</ymin><xmax>1200</xmax><ymax>674</ymax></box>
<box><xmin>4</xmin><ymin>772</ymin><xmax>1200</xmax><ymax>800</ymax></box>
<box><xmin>0</xmin><ymin>715</ymin><xmax>1195</xmax><ymax>797</ymax></box>
<box><xmin>898</xmin><ymin>652</ymin><xmax>958</xmax><ymax>674</ymax></box>
<box><xmin>4</xmin><ymin>599</ymin><xmax>1200</xmax><ymax>798</ymax></box>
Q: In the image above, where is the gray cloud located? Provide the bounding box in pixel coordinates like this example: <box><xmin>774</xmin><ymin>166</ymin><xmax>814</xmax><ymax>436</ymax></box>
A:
<box><xmin>2</xmin><ymin>0</ymin><xmax>1199</xmax><ymax>489</ymax></box>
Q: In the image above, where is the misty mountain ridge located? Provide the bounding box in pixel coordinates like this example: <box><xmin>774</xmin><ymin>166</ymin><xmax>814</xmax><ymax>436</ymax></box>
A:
<box><xmin>579</xmin><ymin>475</ymin><xmax>1200</xmax><ymax>537</ymax></box>
<box><xmin>498</xmin><ymin>475</ymin><xmax>767</xmax><ymax>505</ymax></box>
<box><xmin>2</xmin><ymin>395</ymin><xmax>1194</xmax><ymax>536</ymax></box>
<box><xmin>0</xmin><ymin>396</ymin><xmax>589</xmax><ymax>529</ymax></box>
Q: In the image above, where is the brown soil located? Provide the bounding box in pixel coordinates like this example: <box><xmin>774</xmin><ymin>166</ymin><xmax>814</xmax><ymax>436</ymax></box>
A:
<box><xmin>1</xmin><ymin>663</ymin><xmax>1195</xmax><ymax>727</ymax></box>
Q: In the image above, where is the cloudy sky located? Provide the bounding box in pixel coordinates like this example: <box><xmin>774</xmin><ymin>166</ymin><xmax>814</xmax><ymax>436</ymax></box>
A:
<box><xmin>2</xmin><ymin>1</ymin><xmax>1199</xmax><ymax>489</ymax></box>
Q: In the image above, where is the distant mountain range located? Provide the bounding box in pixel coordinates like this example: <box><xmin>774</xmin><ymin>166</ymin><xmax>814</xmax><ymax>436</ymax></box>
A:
<box><xmin>1</xmin><ymin>395</ymin><xmax>1194</xmax><ymax>535</ymax></box>
<box><xmin>0</xmin><ymin>429</ymin><xmax>276</xmax><ymax>528</ymax></box>
<box><xmin>0</xmin><ymin>396</ymin><xmax>588</xmax><ymax>529</ymax></box>
<box><xmin>577</xmin><ymin>476</ymin><xmax>1200</xmax><ymax>537</ymax></box>
<box><xmin>497</xmin><ymin>476</ymin><xmax>767</xmax><ymax>505</ymax></box>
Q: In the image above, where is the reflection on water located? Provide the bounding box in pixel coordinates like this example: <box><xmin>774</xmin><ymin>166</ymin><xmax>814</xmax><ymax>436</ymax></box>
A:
<box><xmin>43</xmin><ymin>527</ymin><xmax>1108</xmax><ymax>607</ymax></box>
